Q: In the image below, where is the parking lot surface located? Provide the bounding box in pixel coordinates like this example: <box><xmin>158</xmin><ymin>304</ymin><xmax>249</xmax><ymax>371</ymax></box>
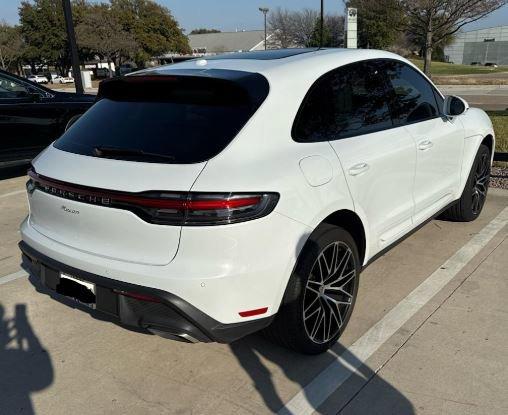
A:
<box><xmin>439</xmin><ymin>85</ymin><xmax>508</xmax><ymax>111</ymax></box>
<box><xmin>1</xmin><ymin>173</ymin><xmax>507</xmax><ymax>414</ymax></box>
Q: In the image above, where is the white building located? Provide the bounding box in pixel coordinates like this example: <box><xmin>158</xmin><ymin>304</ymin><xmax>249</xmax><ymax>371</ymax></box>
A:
<box><xmin>444</xmin><ymin>25</ymin><xmax>508</xmax><ymax>65</ymax></box>
<box><xmin>188</xmin><ymin>30</ymin><xmax>273</xmax><ymax>55</ymax></box>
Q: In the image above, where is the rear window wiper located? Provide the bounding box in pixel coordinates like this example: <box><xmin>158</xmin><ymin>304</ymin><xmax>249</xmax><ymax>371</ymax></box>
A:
<box><xmin>93</xmin><ymin>146</ymin><xmax>175</xmax><ymax>162</ymax></box>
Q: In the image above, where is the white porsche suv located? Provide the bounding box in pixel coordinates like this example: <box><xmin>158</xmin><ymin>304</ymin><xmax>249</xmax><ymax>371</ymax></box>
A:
<box><xmin>20</xmin><ymin>49</ymin><xmax>494</xmax><ymax>354</ymax></box>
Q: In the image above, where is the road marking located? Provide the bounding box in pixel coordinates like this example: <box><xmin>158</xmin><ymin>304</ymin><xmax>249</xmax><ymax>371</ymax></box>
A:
<box><xmin>0</xmin><ymin>270</ymin><xmax>28</xmax><ymax>285</ymax></box>
<box><xmin>0</xmin><ymin>189</ymin><xmax>25</xmax><ymax>199</ymax></box>
<box><xmin>279</xmin><ymin>207</ymin><xmax>508</xmax><ymax>415</ymax></box>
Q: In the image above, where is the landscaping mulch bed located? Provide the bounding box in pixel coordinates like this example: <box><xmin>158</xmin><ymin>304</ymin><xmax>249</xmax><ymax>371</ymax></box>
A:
<box><xmin>491</xmin><ymin>166</ymin><xmax>508</xmax><ymax>189</ymax></box>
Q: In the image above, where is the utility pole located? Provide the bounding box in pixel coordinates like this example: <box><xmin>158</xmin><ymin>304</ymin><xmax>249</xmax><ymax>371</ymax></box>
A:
<box><xmin>259</xmin><ymin>7</ymin><xmax>269</xmax><ymax>50</ymax></box>
<box><xmin>62</xmin><ymin>0</ymin><xmax>84</xmax><ymax>94</ymax></box>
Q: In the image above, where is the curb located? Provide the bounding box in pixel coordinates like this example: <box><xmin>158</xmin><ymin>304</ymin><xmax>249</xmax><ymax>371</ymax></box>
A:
<box><xmin>437</xmin><ymin>84</ymin><xmax>508</xmax><ymax>90</ymax></box>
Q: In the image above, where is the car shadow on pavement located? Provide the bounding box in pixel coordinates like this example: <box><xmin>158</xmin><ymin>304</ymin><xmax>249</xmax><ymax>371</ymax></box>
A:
<box><xmin>0</xmin><ymin>303</ymin><xmax>53</xmax><ymax>414</ymax></box>
<box><xmin>230</xmin><ymin>334</ymin><xmax>414</xmax><ymax>414</ymax></box>
<box><xmin>229</xmin><ymin>234</ymin><xmax>414</xmax><ymax>414</ymax></box>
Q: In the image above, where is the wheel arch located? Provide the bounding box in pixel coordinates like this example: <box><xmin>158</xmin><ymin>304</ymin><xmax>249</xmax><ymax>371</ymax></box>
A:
<box><xmin>481</xmin><ymin>134</ymin><xmax>494</xmax><ymax>158</ymax></box>
<box><xmin>320</xmin><ymin>209</ymin><xmax>367</xmax><ymax>266</ymax></box>
<box><xmin>458</xmin><ymin>132</ymin><xmax>494</xmax><ymax>197</ymax></box>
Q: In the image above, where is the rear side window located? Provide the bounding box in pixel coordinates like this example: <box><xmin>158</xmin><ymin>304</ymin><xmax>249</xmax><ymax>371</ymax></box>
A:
<box><xmin>54</xmin><ymin>71</ymin><xmax>269</xmax><ymax>164</ymax></box>
<box><xmin>383</xmin><ymin>61</ymin><xmax>439</xmax><ymax>125</ymax></box>
<box><xmin>292</xmin><ymin>61</ymin><xmax>392</xmax><ymax>142</ymax></box>
<box><xmin>0</xmin><ymin>73</ymin><xmax>29</xmax><ymax>99</ymax></box>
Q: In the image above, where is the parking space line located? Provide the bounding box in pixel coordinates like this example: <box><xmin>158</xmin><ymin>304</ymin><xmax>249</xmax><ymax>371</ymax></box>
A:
<box><xmin>0</xmin><ymin>189</ymin><xmax>25</xmax><ymax>199</ymax></box>
<box><xmin>0</xmin><ymin>270</ymin><xmax>28</xmax><ymax>285</ymax></box>
<box><xmin>279</xmin><ymin>207</ymin><xmax>508</xmax><ymax>415</ymax></box>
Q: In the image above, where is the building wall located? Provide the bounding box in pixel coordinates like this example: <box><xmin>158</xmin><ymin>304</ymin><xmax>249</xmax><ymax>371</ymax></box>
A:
<box><xmin>445</xmin><ymin>25</ymin><xmax>508</xmax><ymax>65</ymax></box>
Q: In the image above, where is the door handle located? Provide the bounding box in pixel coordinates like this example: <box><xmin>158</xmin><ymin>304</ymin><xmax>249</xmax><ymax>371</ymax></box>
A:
<box><xmin>348</xmin><ymin>163</ymin><xmax>369</xmax><ymax>176</ymax></box>
<box><xmin>418</xmin><ymin>139</ymin><xmax>434</xmax><ymax>151</ymax></box>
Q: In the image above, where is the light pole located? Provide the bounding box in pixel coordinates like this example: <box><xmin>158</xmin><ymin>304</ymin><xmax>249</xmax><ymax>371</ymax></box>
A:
<box><xmin>62</xmin><ymin>0</ymin><xmax>83</xmax><ymax>94</ymax></box>
<box><xmin>320</xmin><ymin>0</ymin><xmax>324</xmax><ymax>48</ymax></box>
<box><xmin>259</xmin><ymin>7</ymin><xmax>269</xmax><ymax>50</ymax></box>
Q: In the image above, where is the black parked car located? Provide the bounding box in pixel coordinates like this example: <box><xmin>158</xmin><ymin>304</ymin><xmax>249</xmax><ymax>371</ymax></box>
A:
<box><xmin>0</xmin><ymin>69</ymin><xmax>95</xmax><ymax>169</ymax></box>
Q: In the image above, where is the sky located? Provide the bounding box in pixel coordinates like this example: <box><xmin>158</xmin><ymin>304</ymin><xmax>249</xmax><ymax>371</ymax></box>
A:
<box><xmin>0</xmin><ymin>0</ymin><xmax>507</xmax><ymax>33</ymax></box>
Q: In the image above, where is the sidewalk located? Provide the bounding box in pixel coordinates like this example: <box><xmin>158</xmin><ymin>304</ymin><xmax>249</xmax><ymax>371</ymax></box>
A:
<box><xmin>336</xmin><ymin>220</ymin><xmax>508</xmax><ymax>414</ymax></box>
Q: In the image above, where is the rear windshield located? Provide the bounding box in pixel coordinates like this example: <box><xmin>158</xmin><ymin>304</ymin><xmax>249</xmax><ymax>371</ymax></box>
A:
<box><xmin>54</xmin><ymin>71</ymin><xmax>269</xmax><ymax>164</ymax></box>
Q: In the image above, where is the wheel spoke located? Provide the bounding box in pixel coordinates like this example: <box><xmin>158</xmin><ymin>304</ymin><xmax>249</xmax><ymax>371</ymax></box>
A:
<box><xmin>304</xmin><ymin>294</ymin><xmax>320</xmax><ymax>315</ymax></box>
<box><xmin>326</xmin><ymin>269</ymin><xmax>355</xmax><ymax>290</ymax></box>
<box><xmin>304</xmin><ymin>305</ymin><xmax>320</xmax><ymax>321</ymax></box>
<box><xmin>306</xmin><ymin>286</ymin><xmax>321</xmax><ymax>297</ymax></box>
<box><xmin>324</xmin><ymin>249</ymin><xmax>351</xmax><ymax>285</ymax></box>
<box><xmin>332</xmin><ymin>298</ymin><xmax>344</xmax><ymax>326</ymax></box>
<box><xmin>321</xmin><ymin>249</ymin><xmax>333</xmax><ymax>276</ymax></box>
<box><xmin>330</xmin><ymin>243</ymin><xmax>338</xmax><ymax>275</ymax></box>
<box><xmin>472</xmin><ymin>193</ymin><xmax>479</xmax><ymax>212</ymax></box>
<box><xmin>310</xmin><ymin>308</ymin><xmax>324</xmax><ymax>339</ymax></box>
<box><xmin>324</xmin><ymin>303</ymin><xmax>332</xmax><ymax>340</ymax></box>
<box><xmin>324</xmin><ymin>294</ymin><xmax>351</xmax><ymax>306</ymax></box>
<box><xmin>317</xmin><ymin>254</ymin><xmax>325</xmax><ymax>283</ymax></box>
<box><xmin>324</xmin><ymin>298</ymin><xmax>341</xmax><ymax>332</ymax></box>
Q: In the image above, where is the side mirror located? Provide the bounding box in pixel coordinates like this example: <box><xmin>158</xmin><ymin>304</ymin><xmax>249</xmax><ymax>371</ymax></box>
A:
<box><xmin>443</xmin><ymin>95</ymin><xmax>469</xmax><ymax>117</ymax></box>
<box><xmin>65</xmin><ymin>114</ymin><xmax>81</xmax><ymax>131</ymax></box>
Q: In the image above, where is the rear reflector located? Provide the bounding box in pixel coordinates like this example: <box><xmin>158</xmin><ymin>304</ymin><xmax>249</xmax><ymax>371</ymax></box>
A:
<box><xmin>27</xmin><ymin>168</ymin><xmax>279</xmax><ymax>226</ymax></box>
<box><xmin>114</xmin><ymin>290</ymin><xmax>161</xmax><ymax>303</ymax></box>
<box><xmin>239</xmin><ymin>307</ymin><xmax>268</xmax><ymax>317</ymax></box>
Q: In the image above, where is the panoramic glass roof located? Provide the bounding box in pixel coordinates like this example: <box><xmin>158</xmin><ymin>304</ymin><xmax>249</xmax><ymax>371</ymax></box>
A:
<box><xmin>204</xmin><ymin>48</ymin><xmax>320</xmax><ymax>61</ymax></box>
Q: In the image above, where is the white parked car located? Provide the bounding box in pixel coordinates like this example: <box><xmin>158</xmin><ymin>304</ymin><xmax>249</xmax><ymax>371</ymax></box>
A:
<box><xmin>27</xmin><ymin>74</ymin><xmax>49</xmax><ymax>84</ymax></box>
<box><xmin>20</xmin><ymin>49</ymin><xmax>494</xmax><ymax>354</ymax></box>
<box><xmin>51</xmin><ymin>74</ymin><xmax>74</xmax><ymax>84</ymax></box>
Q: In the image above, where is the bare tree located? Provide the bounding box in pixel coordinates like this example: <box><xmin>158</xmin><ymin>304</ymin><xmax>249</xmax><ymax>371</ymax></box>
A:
<box><xmin>291</xmin><ymin>9</ymin><xmax>320</xmax><ymax>47</ymax></box>
<box><xmin>267</xmin><ymin>8</ymin><xmax>294</xmax><ymax>48</ymax></box>
<box><xmin>0</xmin><ymin>22</ymin><xmax>23</xmax><ymax>72</ymax></box>
<box><xmin>401</xmin><ymin>0</ymin><xmax>508</xmax><ymax>75</ymax></box>
<box><xmin>268</xmin><ymin>8</ymin><xmax>342</xmax><ymax>48</ymax></box>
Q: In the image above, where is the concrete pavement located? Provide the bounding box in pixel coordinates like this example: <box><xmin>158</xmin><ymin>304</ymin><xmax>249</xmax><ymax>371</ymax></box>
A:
<box><xmin>439</xmin><ymin>85</ymin><xmax>508</xmax><ymax>111</ymax></box>
<box><xmin>0</xmin><ymin>173</ymin><xmax>507</xmax><ymax>414</ymax></box>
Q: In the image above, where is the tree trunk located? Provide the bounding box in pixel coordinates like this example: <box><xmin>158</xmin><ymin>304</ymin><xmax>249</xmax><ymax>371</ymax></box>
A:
<box><xmin>0</xmin><ymin>48</ymin><xmax>5</xmax><ymax>70</ymax></box>
<box><xmin>423</xmin><ymin>15</ymin><xmax>433</xmax><ymax>76</ymax></box>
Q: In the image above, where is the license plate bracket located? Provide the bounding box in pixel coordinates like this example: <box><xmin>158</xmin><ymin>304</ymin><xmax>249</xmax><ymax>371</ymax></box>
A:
<box><xmin>58</xmin><ymin>273</ymin><xmax>96</xmax><ymax>308</ymax></box>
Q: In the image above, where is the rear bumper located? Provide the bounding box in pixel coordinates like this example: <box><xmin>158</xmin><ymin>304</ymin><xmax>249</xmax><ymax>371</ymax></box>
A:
<box><xmin>19</xmin><ymin>240</ymin><xmax>273</xmax><ymax>343</ymax></box>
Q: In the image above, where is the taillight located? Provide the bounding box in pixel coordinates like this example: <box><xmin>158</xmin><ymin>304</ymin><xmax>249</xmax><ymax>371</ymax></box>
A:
<box><xmin>184</xmin><ymin>193</ymin><xmax>277</xmax><ymax>225</ymax></box>
<box><xmin>27</xmin><ymin>169</ymin><xmax>279</xmax><ymax>226</ymax></box>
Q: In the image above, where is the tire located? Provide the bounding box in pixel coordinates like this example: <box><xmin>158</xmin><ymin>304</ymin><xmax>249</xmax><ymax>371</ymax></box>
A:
<box><xmin>265</xmin><ymin>224</ymin><xmax>360</xmax><ymax>354</ymax></box>
<box><xmin>441</xmin><ymin>144</ymin><xmax>490</xmax><ymax>222</ymax></box>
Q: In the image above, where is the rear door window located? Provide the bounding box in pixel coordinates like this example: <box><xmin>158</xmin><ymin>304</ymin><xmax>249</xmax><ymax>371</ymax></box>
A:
<box><xmin>292</xmin><ymin>61</ymin><xmax>393</xmax><ymax>142</ymax></box>
<box><xmin>0</xmin><ymin>73</ymin><xmax>30</xmax><ymax>99</ymax></box>
<box><xmin>54</xmin><ymin>71</ymin><xmax>269</xmax><ymax>164</ymax></box>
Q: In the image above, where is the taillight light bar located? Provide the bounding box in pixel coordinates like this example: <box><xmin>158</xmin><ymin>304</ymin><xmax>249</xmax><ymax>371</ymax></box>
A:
<box><xmin>27</xmin><ymin>169</ymin><xmax>279</xmax><ymax>226</ymax></box>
